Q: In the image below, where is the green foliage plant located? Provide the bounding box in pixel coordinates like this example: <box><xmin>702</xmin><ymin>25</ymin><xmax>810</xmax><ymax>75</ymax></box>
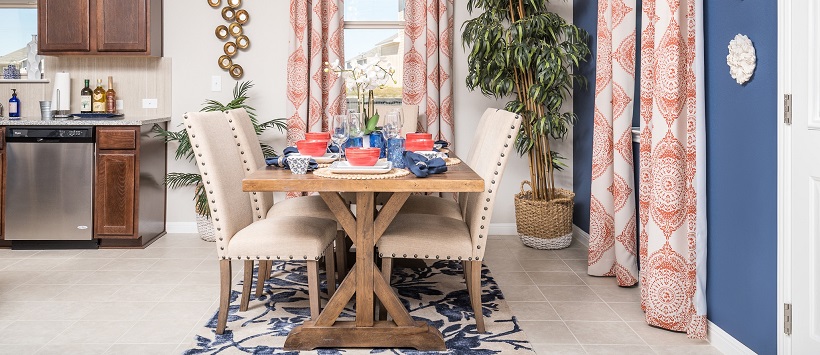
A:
<box><xmin>462</xmin><ymin>0</ymin><xmax>590</xmax><ymax>200</ymax></box>
<box><xmin>151</xmin><ymin>81</ymin><xmax>286</xmax><ymax>217</ymax></box>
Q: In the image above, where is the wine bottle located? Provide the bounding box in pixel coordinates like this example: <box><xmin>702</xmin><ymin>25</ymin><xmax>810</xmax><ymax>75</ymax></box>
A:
<box><xmin>105</xmin><ymin>76</ymin><xmax>116</xmax><ymax>114</ymax></box>
<box><xmin>92</xmin><ymin>79</ymin><xmax>106</xmax><ymax>113</ymax></box>
<box><xmin>80</xmin><ymin>79</ymin><xmax>92</xmax><ymax>113</ymax></box>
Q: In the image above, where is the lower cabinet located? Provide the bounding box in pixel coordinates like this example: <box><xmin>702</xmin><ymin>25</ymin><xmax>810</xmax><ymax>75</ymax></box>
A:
<box><xmin>95</xmin><ymin>152</ymin><xmax>136</xmax><ymax>237</ymax></box>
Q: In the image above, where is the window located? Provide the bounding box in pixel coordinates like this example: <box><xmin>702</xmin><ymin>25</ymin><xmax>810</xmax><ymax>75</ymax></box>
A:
<box><xmin>0</xmin><ymin>5</ymin><xmax>38</xmax><ymax>78</ymax></box>
<box><xmin>344</xmin><ymin>0</ymin><xmax>405</xmax><ymax>112</ymax></box>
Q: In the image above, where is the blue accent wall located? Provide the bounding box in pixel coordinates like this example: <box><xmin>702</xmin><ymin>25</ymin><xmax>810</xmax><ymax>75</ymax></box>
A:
<box><xmin>704</xmin><ymin>1</ymin><xmax>778</xmax><ymax>354</ymax></box>
<box><xmin>572</xmin><ymin>1</ymin><xmax>778</xmax><ymax>353</ymax></box>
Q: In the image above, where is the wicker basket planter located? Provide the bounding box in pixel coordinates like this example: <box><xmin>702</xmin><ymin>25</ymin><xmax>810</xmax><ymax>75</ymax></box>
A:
<box><xmin>196</xmin><ymin>214</ymin><xmax>216</xmax><ymax>242</ymax></box>
<box><xmin>514</xmin><ymin>181</ymin><xmax>575</xmax><ymax>249</ymax></box>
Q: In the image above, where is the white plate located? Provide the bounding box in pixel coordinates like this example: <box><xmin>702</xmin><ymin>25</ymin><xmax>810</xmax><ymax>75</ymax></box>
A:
<box><xmin>313</xmin><ymin>153</ymin><xmax>340</xmax><ymax>164</ymax></box>
<box><xmin>328</xmin><ymin>161</ymin><xmax>393</xmax><ymax>174</ymax></box>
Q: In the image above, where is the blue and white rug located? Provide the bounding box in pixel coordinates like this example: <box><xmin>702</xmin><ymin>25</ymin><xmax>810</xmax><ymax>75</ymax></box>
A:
<box><xmin>185</xmin><ymin>261</ymin><xmax>534</xmax><ymax>354</ymax></box>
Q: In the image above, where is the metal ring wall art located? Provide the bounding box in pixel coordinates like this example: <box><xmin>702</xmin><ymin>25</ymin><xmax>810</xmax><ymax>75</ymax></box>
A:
<box><xmin>209</xmin><ymin>0</ymin><xmax>250</xmax><ymax>79</ymax></box>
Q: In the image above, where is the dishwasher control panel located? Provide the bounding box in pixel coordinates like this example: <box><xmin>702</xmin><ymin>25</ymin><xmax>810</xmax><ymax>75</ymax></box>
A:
<box><xmin>8</xmin><ymin>127</ymin><xmax>93</xmax><ymax>138</ymax></box>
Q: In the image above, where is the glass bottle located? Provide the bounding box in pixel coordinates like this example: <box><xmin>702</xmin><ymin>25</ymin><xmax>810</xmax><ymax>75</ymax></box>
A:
<box><xmin>92</xmin><ymin>79</ymin><xmax>106</xmax><ymax>113</ymax></box>
<box><xmin>105</xmin><ymin>76</ymin><xmax>116</xmax><ymax>114</ymax></box>
<box><xmin>8</xmin><ymin>89</ymin><xmax>19</xmax><ymax>118</ymax></box>
<box><xmin>80</xmin><ymin>79</ymin><xmax>92</xmax><ymax>113</ymax></box>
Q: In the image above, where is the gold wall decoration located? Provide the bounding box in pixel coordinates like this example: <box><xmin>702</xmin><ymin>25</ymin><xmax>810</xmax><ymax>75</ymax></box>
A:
<box><xmin>210</xmin><ymin>0</ymin><xmax>249</xmax><ymax>79</ymax></box>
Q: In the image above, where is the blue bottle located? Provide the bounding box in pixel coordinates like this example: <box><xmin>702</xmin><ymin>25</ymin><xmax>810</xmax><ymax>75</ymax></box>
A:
<box><xmin>9</xmin><ymin>89</ymin><xmax>20</xmax><ymax>118</ymax></box>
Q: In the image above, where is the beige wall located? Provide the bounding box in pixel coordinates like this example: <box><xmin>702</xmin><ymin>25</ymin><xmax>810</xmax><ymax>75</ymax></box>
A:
<box><xmin>163</xmin><ymin>1</ymin><xmax>574</xmax><ymax>231</ymax></box>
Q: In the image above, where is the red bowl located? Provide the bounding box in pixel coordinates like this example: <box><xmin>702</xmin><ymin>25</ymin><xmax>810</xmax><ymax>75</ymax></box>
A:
<box><xmin>296</xmin><ymin>140</ymin><xmax>327</xmax><ymax>157</ymax></box>
<box><xmin>305</xmin><ymin>132</ymin><xmax>331</xmax><ymax>141</ymax></box>
<box><xmin>406</xmin><ymin>132</ymin><xmax>433</xmax><ymax>141</ymax></box>
<box><xmin>345</xmin><ymin>147</ymin><xmax>380</xmax><ymax>166</ymax></box>
<box><xmin>405</xmin><ymin>138</ymin><xmax>433</xmax><ymax>152</ymax></box>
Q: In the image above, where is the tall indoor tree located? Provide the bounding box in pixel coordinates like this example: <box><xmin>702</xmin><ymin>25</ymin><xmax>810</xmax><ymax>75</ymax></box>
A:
<box><xmin>462</xmin><ymin>0</ymin><xmax>590</xmax><ymax>247</ymax></box>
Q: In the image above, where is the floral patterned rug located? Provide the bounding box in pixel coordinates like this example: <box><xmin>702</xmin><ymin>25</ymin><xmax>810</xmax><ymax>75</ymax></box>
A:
<box><xmin>184</xmin><ymin>260</ymin><xmax>534</xmax><ymax>354</ymax></box>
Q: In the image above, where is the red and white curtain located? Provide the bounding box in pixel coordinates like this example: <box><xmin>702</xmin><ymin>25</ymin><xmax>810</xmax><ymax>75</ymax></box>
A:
<box><xmin>403</xmin><ymin>0</ymin><xmax>454</xmax><ymax>146</ymax></box>
<box><xmin>286</xmin><ymin>0</ymin><xmax>346</xmax><ymax>146</ymax></box>
<box><xmin>590</xmin><ymin>0</ymin><xmax>707</xmax><ymax>338</ymax></box>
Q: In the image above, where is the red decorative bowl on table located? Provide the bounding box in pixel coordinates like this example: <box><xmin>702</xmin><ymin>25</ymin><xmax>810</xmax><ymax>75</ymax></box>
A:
<box><xmin>406</xmin><ymin>132</ymin><xmax>433</xmax><ymax>141</ymax></box>
<box><xmin>296</xmin><ymin>140</ymin><xmax>328</xmax><ymax>157</ymax></box>
<box><xmin>305</xmin><ymin>132</ymin><xmax>331</xmax><ymax>142</ymax></box>
<box><xmin>345</xmin><ymin>147</ymin><xmax>381</xmax><ymax>166</ymax></box>
<box><xmin>405</xmin><ymin>138</ymin><xmax>434</xmax><ymax>152</ymax></box>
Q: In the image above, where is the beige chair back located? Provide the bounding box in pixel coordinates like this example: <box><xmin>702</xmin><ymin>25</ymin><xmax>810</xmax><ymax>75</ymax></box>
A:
<box><xmin>184</xmin><ymin>111</ymin><xmax>254</xmax><ymax>258</ymax></box>
<box><xmin>457</xmin><ymin>109</ymin><xmax>522</xmax><ymax>260</ymax></box>
<box><xmin>225</xmin><ymin>109</ymin><xmax>274</xmax><ymax>221</ymax></box>
<box><xmin>401</xmin><ymin>104</ymin><xmax>420</xmax><ymax>133</ymax></box>
<box><xmin>464</xmin><ymin>108</ymin><xmax>499</xmax><ymax>167</ymax></box>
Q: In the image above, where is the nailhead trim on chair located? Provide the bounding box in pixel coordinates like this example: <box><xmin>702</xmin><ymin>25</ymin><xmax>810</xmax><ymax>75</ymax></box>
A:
<box><xmin>225</xmin><ymin>109</ymin><xmax>267</xmax><ymax>221</ymax></box>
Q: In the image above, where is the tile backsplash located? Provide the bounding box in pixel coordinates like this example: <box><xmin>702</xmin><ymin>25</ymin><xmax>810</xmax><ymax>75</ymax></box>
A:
<box><xmin>0</xmin><ymin>56</ymin><xmax>171</xmax><ymax>118</ymax></box>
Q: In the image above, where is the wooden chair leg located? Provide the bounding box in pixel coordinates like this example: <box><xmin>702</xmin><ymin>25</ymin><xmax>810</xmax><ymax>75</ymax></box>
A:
<box><xmin>306</xmin><ymin>260</ymin><xmax>321</xmax><ymax>320</ymax></box>
<box><xmin>377</xmin><ymin>257</ymin><xmax>393</xmax><ymax>321</ymax></box>
<box><xmin>255</xmin><ymin>260</ymin><xmax>269</xmax><ymax>298</ymax></box>
<box><xmin>469</xmin><ymin>260</ymin><xmax>485</xmax><ymax>333</ymax></box>
<box><xmin>240</xmin><ymin>260</ymin><xmax>254</xmax><ymax>312</ymax></box>
<box><xmin>324</xmin><ymin>243</ymin><xmax>337</xmax><ymax>297</ymax></box>
<box><xmin>463</xmin><ymin>261</ymin><xmax>472</xmax><ymax>291</ymax></box>
<box><xmin>335</xmin><ymin>231</ymin><xmax>348</xmax><ymax>280</ymax></box>
<box><xmin>217</xmin><ymin>259</ymin><xmax>232</xmax><ymax>335</ymax></box>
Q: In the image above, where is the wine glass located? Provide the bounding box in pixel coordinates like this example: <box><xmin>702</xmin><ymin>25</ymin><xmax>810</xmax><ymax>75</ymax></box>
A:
<box><xmin>348</xmin><ymin>112</ymin><xmax>365</xmax><ymax>145</ymax></box>
<box><xmin>331</xmin><ymin>114</ymin><xmax>349</xmax><ymax>158</ymax></box>
<box><xmin>383</xmin><ymin>109</ymin><xmax>401</xmax><ymax>139</ymax></box>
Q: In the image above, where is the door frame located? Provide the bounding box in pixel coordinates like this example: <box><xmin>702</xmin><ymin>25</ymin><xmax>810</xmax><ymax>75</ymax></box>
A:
<box><xmin>777</xmin><ymin>0</ymin><xmax>791</xmax><ymax>353</ymax></box>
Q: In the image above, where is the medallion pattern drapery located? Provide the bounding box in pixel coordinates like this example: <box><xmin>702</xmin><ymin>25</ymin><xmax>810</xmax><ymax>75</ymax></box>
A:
<box><xmin>590</xmin><ymin>0</ymin><xmax>707</xmax><ymax>338</ymax></box>
<box><xmin>403</xmin><ymin>0</ymin><xmax>454</xmax><ymax>145</ymax></box>
<box><xmin>286</xmin><ymin>0</ymin><xmax>345</xmax><ymax>146</ymax></box>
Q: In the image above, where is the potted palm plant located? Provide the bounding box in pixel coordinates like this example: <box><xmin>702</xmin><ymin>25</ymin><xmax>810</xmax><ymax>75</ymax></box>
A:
<box><xmin>152</xmin><ymin>81</ymin><xmax>286</xmax><ymax>241</ymax></box>
<box><xmin>462</xmin><ymin>0</ymin><xmax>590</xmax><ymax>249</ymax></box>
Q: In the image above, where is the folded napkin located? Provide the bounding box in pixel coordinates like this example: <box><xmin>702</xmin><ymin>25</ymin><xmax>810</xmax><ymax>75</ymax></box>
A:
<box><xmin>265</xmin><ymin>147</ymin><xmax>319</xmax><ymax>171</ymax></box>
<box><xmin>327</xmin><ymin>145</ymin><xmax>339</xmax><ymax>153</ymax></box>
<box><xmin>434</xmin><ymin>140</ymin><xmax>449</xmax><ymax>148</ymax></box>
<box><xmin>403</xmin><ymin>151</ymin><xmax>447</xmax><ymax>178</ymax></box>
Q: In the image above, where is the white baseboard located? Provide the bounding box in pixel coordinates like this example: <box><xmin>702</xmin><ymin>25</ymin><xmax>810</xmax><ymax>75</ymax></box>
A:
<box><xmin>166</xmin><ymin>222</ymin><xmax>197</xmax><ymax>234</ymax></box>
<box><xmin>489</xmin><ymin>223</ymin><xmax>518</xmax><ymax>236</ymax></box>
<box><xmin>708</xmin><ymin>321</ymin><xmax>756</xmax><ymax>354</ymax></box>
<box><xmin>573</xmin><ymin>224</ymin><xmax>589</xmax><ymax>247</ymax></box>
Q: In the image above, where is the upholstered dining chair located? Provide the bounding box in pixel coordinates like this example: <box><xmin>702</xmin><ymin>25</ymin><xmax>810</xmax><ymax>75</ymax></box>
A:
<box><xmin>225</xmin><ymin>108</ymin><xmax>347</xmax><ymax>297</ymax></box>
<box><xmin>376</xmin><ymin>109</ymin><xmax>522</xmax><ymax>333</ymax></box>
<box><xmin>401</xmin><ymin>104</ymin><xmax>420</xmax><ymax>134</ymax></box>
<box><xmin>185</xmin><ymin>111</ymin><xmax>338</xmax><ymax>334</ymax></box>
<box><xmin>389</xmin><ymin>108</ymin><xmax>499</xmax><ymax>222</ymax></box>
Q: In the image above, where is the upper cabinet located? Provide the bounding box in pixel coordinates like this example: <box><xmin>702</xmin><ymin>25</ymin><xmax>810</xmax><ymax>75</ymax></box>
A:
<box><xmin>38</xmin><ymin>0</ymin><xmax>162</xmax><ymax>56</ymax></box>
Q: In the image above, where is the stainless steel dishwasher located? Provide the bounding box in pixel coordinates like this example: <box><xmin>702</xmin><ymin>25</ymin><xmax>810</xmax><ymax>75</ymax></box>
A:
<box><xmin>5</xmin><ymin>127</ymin><xmax>95</xmax><ymax>241</ymax></box>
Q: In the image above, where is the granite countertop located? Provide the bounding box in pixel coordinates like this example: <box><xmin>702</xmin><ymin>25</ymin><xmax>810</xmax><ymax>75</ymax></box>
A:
<box><xmin>0</xmin><ymin>116</ymin><xmax>171</xmax><ymax>126</ymax></box>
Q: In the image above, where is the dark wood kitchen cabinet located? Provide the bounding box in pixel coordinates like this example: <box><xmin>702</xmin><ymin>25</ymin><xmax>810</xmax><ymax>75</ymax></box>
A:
<box><xmin>95</xmin><ymin>127</ymin><xmax>138</xmax><ymax>239</ymax></box>
<box><xmin>38</xmin><ymin>0</ymin><xmax>163</xmax><ymax>56</ymax></box>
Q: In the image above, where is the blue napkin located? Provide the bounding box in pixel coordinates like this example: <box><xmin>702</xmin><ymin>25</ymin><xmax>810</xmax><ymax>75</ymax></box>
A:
<box><xmin>265</xmin><ymin>147</ymin><xmax>319</xmax><ymax>171</ymax></box>
<box><xmin>327</xmin><ymin>145</ymin><xmax>339</xmax><ymax>153</ymax></box>
<box><xmin>403</xmin><ymin>151</ymin><xmax>447</xmax><ymax>178</ymax></box>
<box><xmin>434</xmin><ymin>140</ymin><xmax>449</xmax><ymax>148</ymax></box>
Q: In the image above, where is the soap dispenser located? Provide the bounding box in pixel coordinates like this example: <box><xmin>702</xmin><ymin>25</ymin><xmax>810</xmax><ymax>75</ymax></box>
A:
<box><xmin>9</xmin><ymin>89</ymin><xmax>20</xmax><ymax>118</ymax></box>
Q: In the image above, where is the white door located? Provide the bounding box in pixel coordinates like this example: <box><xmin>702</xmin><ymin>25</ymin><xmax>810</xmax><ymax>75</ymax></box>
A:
<box><xmin>784</xmin><ymin>0</ymin><xmax>820</xmax><ymax>352</ymax></box>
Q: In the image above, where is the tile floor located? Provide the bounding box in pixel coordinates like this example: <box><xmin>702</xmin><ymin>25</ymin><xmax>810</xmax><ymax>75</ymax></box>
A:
<box><xmin>0</xmin><ymin>233</ymin><xmax>720</xmax><ymax>354</ymax></box>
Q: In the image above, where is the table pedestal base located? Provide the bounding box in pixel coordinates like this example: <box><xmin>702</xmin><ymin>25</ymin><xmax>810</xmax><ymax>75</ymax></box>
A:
<box><xmin>284</xmin><ymin>320</ymin><xmax>446</xmax><ymax>351</ymax></box>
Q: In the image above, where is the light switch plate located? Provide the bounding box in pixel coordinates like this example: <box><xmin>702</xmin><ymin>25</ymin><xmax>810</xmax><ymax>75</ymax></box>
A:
<box><xmin>211</xmin><ymin>75</ymin><xmax>222</xmax><ymax>92</ymax></box>
<box><xmin>116</xmin><ymin>100</ymin><xmax>124</xmax><ymax>110</ymax></box>
<box><xmin>142</xmin><ymin>99</ymin><xmax>158</xmax><ymax>109</ymax></box>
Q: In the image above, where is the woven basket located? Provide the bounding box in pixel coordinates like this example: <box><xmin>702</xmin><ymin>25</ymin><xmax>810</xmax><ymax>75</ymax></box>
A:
<box><xmin>514</xmin><ymin>181</ymin><xmax>575</xmax><ymax>250</ymax></box>
<box><xmin>196</xmin><ymin>214</ymin><xmax>216</xmax><ymax>242</ymax></box>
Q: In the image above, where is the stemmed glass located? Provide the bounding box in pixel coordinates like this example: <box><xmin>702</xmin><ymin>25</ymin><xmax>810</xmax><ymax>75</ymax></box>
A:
<box><xmin>382</xmin><ymin>109</ymin><xmax>402</xmax><ymax>139</ymax></box>
<box><xmin>331</xmin><ymin>114</ymin><xmax>349</xmax><ymax>159</ymax></box>
<box><xmin>348</xmin><ymin>112</ymin><xmax>365</xmax><ymax>146</ymax></box>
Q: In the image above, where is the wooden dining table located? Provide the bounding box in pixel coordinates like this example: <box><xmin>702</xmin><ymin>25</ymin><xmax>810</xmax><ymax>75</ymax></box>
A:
<box><xmin>242</xmin><ymin>159</ymin><xmax>484</xmax><ymax>351</ymax></box>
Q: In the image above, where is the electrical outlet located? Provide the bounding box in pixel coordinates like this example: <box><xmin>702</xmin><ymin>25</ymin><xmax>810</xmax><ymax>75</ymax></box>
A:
<box><xmin>116</xmin><ymin>100</ymin><xmax>124</xmax><ymax>110</ymax></box>
<box><xmin>211</xmin><ymin>76</ymin><xmax>222</xmax><ymax>92</ymax></box>
<box><xmin>142</xmin><ymin>99</ymin><xmax>158</xmax><ymax>109</ymax></box>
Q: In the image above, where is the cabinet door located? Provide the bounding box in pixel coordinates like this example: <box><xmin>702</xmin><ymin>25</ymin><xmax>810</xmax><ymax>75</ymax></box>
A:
<box><xmin>38</xmin><ymin>0</ymin><xmax>91</xmax><ymax>52</ymax></box>
<box><xmin>96</xmin><ymin>0</ymin><xmax>148</xmax><ymax>52</ymax></box>
<box><xmin>95</xmin><ymin>152</ymin><xmax>136</xmax><ymax>237</ymax></box>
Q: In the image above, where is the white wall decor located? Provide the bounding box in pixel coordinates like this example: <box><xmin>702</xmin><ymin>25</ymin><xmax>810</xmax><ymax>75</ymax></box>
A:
<box><xmin>727</xmin><ymin>34</ymin><xmax>756</xmax><ymax>84</ymax></box>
